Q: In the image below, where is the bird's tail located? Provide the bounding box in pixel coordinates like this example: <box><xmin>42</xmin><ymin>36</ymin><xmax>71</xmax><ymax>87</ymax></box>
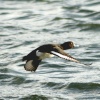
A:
<box><xmin>22</xmin><ymin>56</ymin><xmax>27</xmax><ymax>61</ymax></box>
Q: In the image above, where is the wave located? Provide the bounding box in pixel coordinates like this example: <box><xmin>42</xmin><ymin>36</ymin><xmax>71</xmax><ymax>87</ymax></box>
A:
<box><xmin>67</xmin><ymin>82</ymin><xmax>100</xmax><ymax>90</ymax></box>
<box><xmin>20</xmin><ymin>94</ymin><xmax>49</xmax><ymax>100</ymax></box>
<box><xmin>39</xmin><ymin>81</ymin><xmax>100</xmax><ymax>90</ymax></box>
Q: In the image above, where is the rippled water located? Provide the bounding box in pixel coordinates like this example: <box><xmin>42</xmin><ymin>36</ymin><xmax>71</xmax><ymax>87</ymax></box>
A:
<box><xmin>0</xmin><ymin>0</ymin><xmax>100</xmax><ymax>99</ymax></box>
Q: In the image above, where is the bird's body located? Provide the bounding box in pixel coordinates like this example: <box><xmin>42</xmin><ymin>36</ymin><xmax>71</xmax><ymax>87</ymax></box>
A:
<box><xmin>36</xmin><ymin>51</ymin><xmax>54</xmax><ymax>60</ymax></box>
<box><xmin>22</xmin><ymin>41</ymin><xmax>89</xmax><ymax>72</ymax></box>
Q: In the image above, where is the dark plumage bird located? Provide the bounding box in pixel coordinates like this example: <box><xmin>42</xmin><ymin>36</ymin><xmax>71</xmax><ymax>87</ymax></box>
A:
<box><xmin>22</xmin><ymin>41</ymin><xmax>89</xmax><ymax>72</ymax></box>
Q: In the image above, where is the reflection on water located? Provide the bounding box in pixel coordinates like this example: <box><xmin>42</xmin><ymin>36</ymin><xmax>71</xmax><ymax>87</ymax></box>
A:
<box><xmin>0</xmin><ymin>0</ymin><xmax>100</xmax><ymax>99</ymax></box>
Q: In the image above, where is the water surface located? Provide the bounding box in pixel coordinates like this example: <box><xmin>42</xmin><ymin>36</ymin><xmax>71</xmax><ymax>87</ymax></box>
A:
<box><xmin>0</xmin><ymin>0</ymin><xmax>100</xmax><ymax>99</ymax></box>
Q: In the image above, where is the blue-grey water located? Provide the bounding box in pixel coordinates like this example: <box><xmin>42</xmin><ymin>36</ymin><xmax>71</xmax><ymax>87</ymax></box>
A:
<box><xmin>0</xmin><ymin>0</ymin><xmax>100</xmax><ymax>100</ymax></box>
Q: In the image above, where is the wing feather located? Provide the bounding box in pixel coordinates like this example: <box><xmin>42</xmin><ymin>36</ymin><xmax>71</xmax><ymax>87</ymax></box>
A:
<box><xmin>51</xmin><ymin>51</ymin><xmax>80</xmax><ymax>63</ymax></box>
<box><xmin>24</xmin><ymin>59</ymin><xmax>41</xmax><ymax>72</ymax></box>
<box><xmin>51</xmin><ymin>46</ymin><xmax>91</xmax><ymax>65</ymax></box>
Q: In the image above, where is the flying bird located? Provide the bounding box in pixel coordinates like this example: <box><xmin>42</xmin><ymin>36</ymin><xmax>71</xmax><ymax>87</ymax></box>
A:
<box><xmin>22</xmin><ymin>41</ymin><xmax>90</xmax><ymax>72</ymax></box>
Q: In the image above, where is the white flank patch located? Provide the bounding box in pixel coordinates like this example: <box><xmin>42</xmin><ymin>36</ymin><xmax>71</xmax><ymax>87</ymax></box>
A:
<box><xmin>36</xmin><ymin>50</ymin><xmax>43</xmax><ymax>57</ymax></box>
<box><xmin>36</xmin><ymin>50</ymin><xmax>54</xmax><ymax>60</ymax></box>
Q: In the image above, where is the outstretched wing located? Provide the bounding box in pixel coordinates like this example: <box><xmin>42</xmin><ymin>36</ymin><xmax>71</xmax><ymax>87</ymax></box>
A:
<box><xmin>51</xmin><ymin>46</ymin><xmax>91</xmax><ymax>65</ymax></box>
<box><xmin>24</xmin><ymin>59</ymin><xmax>41</xmax><ymax>72</ymax></box>
<box><xmin>51</xmin><ymin>51</ymin><xmax>80</xmax><ymax>63</ymax></box>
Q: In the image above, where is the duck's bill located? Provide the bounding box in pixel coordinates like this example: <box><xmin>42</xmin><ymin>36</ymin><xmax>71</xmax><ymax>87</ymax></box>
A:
<box><xmin>51</xmin><ymin>51</ymin><xmax>92</xmax><ymax>66</ymax></box>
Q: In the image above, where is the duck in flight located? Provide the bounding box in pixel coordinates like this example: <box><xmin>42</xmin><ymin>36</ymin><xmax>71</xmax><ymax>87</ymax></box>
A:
<box><xmin>22</xmin><ymin>41</ymin><xmax>90</xmax><ymax>72</ymax></box>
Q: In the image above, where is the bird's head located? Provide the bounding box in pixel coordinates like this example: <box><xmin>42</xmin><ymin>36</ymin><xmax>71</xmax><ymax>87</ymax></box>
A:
<box><xmin>60</xmin><ymin>41</ymin><xmax>74</xmax><ymax>50</ymax></box>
